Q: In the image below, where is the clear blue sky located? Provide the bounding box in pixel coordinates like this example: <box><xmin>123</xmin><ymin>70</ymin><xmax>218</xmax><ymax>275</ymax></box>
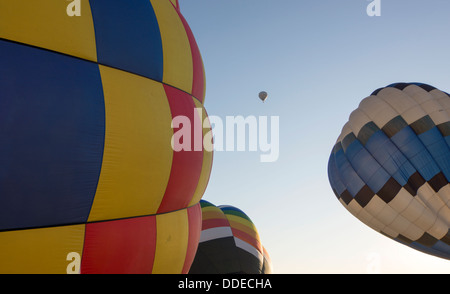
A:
<box><xmin>180</xmin><ymin>0</ymin><xmax>450</xmax><ymax>273</ymax></box>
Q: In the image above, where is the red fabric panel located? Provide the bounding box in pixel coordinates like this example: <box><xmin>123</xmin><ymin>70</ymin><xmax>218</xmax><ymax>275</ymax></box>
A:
<box><xmin>231</xmin><ymin>228</ymin><xmax>263</xmax><ymax>254</ymax></box>
<box><xmin>181</xmin><ymin>203</ymin><xmax>202</xmax><ymax>273</ymax></box>
<box><xmin>157</xmin><ymin>85</ymin><xmax>203</xmax><ymax>213</ymax></box>
<box><xmin>81</xmin><ymin>216</ymin><xmax>157</xmax><ymax>274</ymax></box>
<box><xmin>176</xmin><ymin>8</ymin><xmax>205</xmax><ymax>102</ymax></box>
<box><xmin>202</xmin><ymin>218</ymin><xmax>230</xmax><ymax>230</ymax></box>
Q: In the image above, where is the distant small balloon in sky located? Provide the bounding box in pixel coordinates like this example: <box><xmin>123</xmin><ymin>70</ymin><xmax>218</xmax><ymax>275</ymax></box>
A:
<box><xmin>258</xmin><ymin>91</ymin><xmax>268</xmax><ymax>102</ymax></box>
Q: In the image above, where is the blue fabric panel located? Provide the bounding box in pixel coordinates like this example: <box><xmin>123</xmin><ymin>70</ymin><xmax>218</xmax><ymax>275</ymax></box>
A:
<box><xmin>0</xmin><ymin>40</ymin><xmax>105</xmax><ymax>230</ymax></box>
<box><xmin>394</xmin><ymin>237</ymin><xmax>449</xmax><ymax>260</ymax></box>
<box><xmin>89</xmin><ymin>0</ymin><xmax>163</xmax><ymax>81</ymax></box>
<box><xmin>346</xmin><ymin>139</ymin><xmax>391</xmax><ymax>194</ymax></box>
<box><xmin>346</xmin><ymin>141</ymin><xmax>378</xmax><ymax>183</ymax></box>
<box><xmin>366</xmin><ymin>130</ymin><xmax>415</xmax><ymax>186</ymax></box>
<box><xmin>328</xmin><ymin>153</ymin><xmax>346</xmax><ymax>196</ymax></box>
<box><xmin>366</xmin><ymin>167</ymin><xmax>391</xmax><ymax>194</ymax></box>
<box><xmin>410</xmin><ymin>242</ymin><xmax>450</xmax><ymax>260</ymax></box>
<box><xmin>219</xmin><ymin>205</ymin><xmax>247</xmax><ymax>218</ymax></box>
<box><xmin>391</xmin><ymin>126</ymin><xmax>440</xmax><ymax>181</ymax></box>
<box><xmin>334</xmin><ymin>147</ymin><xmax>365</xmax><ymax>197</ymax></box>
<box><xmin>344</xmin><ymin>137</ymin><xmax>363</xmax><ymax>162</ymax></box>
<box><xmin>430</xmin><ymin>240</ymin><xmax>450</xmax><ymax>259</ymax></box>
<box><xmin>418</xmin><ymin>127</ymin><xmax>450</xmax><ymax>181</ymax></box>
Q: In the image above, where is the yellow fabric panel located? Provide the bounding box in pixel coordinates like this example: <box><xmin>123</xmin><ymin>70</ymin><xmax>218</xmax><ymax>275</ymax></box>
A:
<box><xmin>202</xmin><ymin>205</ymin><xmax>222</xmax><ymax>213</ymax></box>
<box><xmin>0</xmin><ymin>0</ymin><xmax>97</xmax><ymax>62</ymax></box>
<box><xmin>202</xmin><ymin>205</ymin><xmax>228</xmax><ymax>222</ymax></box>
<box><xmin>152</xmin><ymin>209</ymin><xmax>189</xmax><ymax>273</ymax></box>
<box><xmin>189</xmin><ymin>99</ymin><xmax>214</xmax><ymax>206</ymax></box>
<box><xmin>226</xmin><ymin>214</ymin><xmax>255</xmax><ymax>228</ymax></box>
<box><xmin>88</xmin><ymin>65</ymin><xmax>173</xmax><ymax>222</ymax></box>
<box><xmin>151</xmin><ymin>0</ymin><xmax>193</xmax><ymax>94</ymax></box>
<box><xmin>202</xmin><ymin>209</ymin><xmax>228</xmax><ymax>221</ymax></box>
<box><xmin>229</xmin><ymin>219</ymin><xmax>260</xmax><ymax>239</ymax></box>
<box><xmin>0</xmin><ymin>225</ymin><xmax>85</xmax><ymax>274</ymax></box>
<box><xmin>201</xmin><ymin>60</ymin><xmax>207</xmax><ymax>104</ymax></box>
<box><xmin>226</xmin><ymin>215</ymin><xmax>260</xmax><ymax>237</ymax></box>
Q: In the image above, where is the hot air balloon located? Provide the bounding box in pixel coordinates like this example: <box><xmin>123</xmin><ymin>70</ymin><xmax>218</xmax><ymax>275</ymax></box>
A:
<box><xmin>261</xmin><ymin>246</ymin><xmax>273</xmax><ymax>274</ymax></box>
<box><xmin>189</xmin><ymin>200</ymin><xmax>272</xmax><ymax>274</ymax></box>
<box><xmin>0</xmin><ymin>0</ymin><xmax>212</xmax><ymax>273</ymax></box>
<box><xmin>328</xmin><ymin>82</ymin><xmax>450</xmax><ymax>260</ymax></box>
<box><xmin>259</xmin><ymin>91</ymin><xmax>268</xmax><ymax>102</ymax></box>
